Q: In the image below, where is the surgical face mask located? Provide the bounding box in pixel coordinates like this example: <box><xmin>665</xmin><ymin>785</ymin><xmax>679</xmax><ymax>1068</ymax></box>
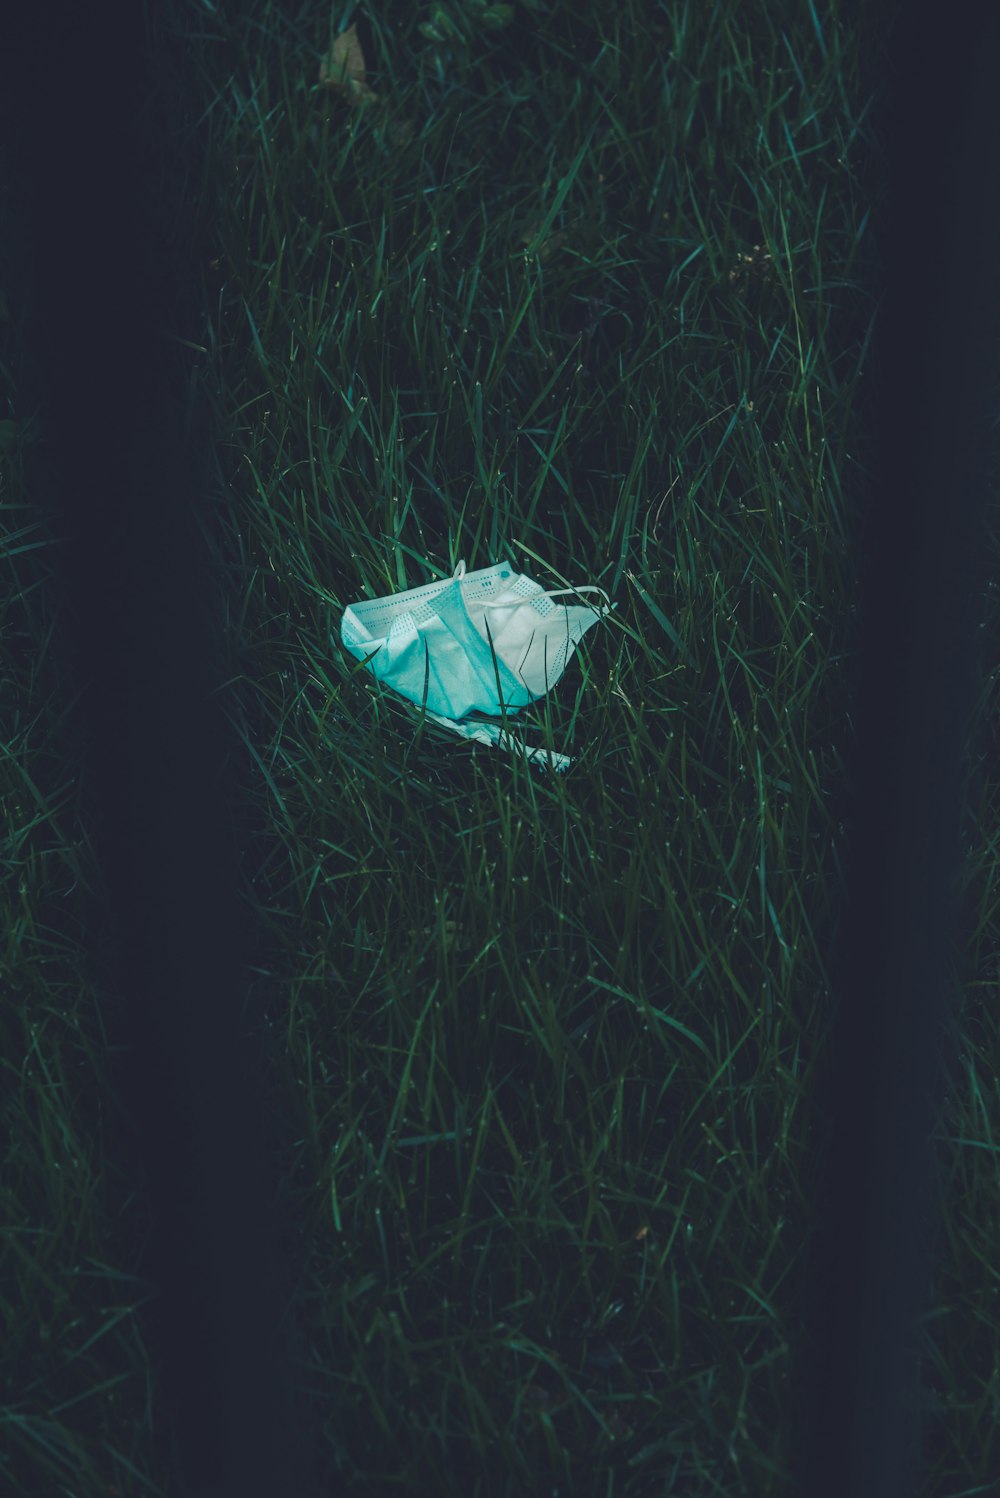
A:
<box><xmin>340</xmin><ymin>560</ymin><xmax>616</xmax><ymax>771</ymax></box>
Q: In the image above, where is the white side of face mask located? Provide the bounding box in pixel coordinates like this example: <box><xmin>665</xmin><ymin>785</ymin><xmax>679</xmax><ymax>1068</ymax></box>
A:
<box><xmin>462</xmin><ymin>580</ymin><xmax>609</xmax><ymax>700</ymax></box>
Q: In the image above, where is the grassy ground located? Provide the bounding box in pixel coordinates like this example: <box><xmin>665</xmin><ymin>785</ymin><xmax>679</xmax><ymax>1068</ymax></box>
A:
<box><xmin>3</xmin><ymin>0</ymin><xmax>999</xmax><ymax>1493</ymax></box>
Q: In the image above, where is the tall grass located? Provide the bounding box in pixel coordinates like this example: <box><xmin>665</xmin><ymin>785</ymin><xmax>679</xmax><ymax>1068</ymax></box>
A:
<box><xmin>2</xmin><ymin>1</ymin><xmax>998</xmax><ymax>1493</ymax></box>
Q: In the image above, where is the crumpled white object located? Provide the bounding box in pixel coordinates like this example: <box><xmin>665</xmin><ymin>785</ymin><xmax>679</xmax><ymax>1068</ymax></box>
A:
<box><xmin>340</xmin><ymin>558</ymin><xmax>616</xmax><ymax>771</ymax></box>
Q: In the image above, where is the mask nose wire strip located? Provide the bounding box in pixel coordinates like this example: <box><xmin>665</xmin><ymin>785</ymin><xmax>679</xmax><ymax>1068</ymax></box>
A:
<box><xmin>453</xmin><ymin>562</ymin><xmax>611</xmax><ymax>616</ymax></box>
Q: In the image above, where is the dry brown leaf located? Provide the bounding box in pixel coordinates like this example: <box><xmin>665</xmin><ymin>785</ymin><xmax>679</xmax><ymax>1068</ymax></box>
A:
<box><xmin>319</xmin><ymin>22</ymin><xmax>378</xmax><ymax>104</ymax></box>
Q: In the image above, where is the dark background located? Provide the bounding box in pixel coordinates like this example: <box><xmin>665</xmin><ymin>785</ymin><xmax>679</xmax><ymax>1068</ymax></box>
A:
<box><xmin>5</xmin><ymin>2</ymin><xmax>997</xmax><ymax>1494</ymax></box>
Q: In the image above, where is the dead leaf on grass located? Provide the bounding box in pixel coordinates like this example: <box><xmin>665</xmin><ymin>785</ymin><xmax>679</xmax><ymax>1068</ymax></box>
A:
<box><xmin>319</xmin><ymin>22</ymin><xmax>378</xmax><ymax>105</ymax></box>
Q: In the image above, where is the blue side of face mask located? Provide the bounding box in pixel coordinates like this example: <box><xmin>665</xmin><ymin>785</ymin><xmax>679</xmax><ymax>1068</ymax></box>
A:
<box><xmin>416</xmin><ymin>575</ymin><xmax>533</xmax><ymax>718</ymax></box>
<box><xmin>341</xmin><ymin>563</ymin><xmax>537</xmax><ymax>719</ymax></box>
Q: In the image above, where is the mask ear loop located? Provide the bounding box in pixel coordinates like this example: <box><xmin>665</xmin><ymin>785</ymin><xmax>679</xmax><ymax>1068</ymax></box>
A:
<box><xmin>542</xmin><ymin>584</ymin><xmax>613</xmax><ymax>615</ymax></box>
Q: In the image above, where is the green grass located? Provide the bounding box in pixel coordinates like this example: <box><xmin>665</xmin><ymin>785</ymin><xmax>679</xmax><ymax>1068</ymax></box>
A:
<box><xmin>3</xmin><ymin>0</ymin><xmax>1000</xmax><ymax>1493</ymax></box>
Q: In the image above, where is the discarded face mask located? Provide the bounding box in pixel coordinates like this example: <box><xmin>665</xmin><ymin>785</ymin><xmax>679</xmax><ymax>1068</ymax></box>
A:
<box><xmin>340</xmin><ymin>559</ymin><xmax>616</xmax><ymax>771</ymax></box>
